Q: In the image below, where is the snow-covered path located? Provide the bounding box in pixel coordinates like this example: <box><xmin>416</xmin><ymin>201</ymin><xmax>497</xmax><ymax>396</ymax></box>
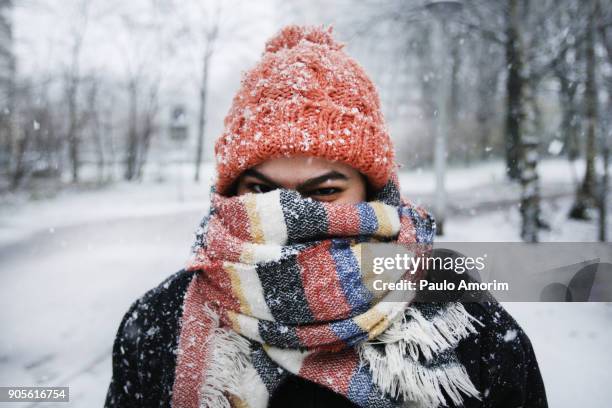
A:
<box><xmin>0</xmin><ymin>211</ymin><xmax>202</xmax><ymax>407</ymax></box>
<box><xmin>1</xmin><ymin>159</ymin><xmax>611</xmax><ymax>407</ymax></box>
<box><xmin>504</xmin><ymin>303</ymin><xmax>612</xmax><ymax>407</ymax></box>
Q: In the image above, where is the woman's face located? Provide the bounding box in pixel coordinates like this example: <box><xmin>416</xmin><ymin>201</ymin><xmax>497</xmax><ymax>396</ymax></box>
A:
<box><xmin>234</xmin><ymin>156</ymin><xmax>368</xmax><ymax>204</ymax></box>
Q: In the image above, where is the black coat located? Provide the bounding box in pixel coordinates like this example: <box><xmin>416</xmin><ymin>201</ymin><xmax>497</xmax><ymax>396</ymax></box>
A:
<box><xmin>104</xmin><ymin>269</ymin><xmax>548</xmax><ymax>408</ymax></box>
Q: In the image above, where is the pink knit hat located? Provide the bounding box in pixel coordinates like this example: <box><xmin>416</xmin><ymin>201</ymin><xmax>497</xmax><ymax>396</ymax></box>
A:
<box><xmin>214</xmin><ymin>25</ymin><xmax>395</xmax><ymax>194</ymax></box>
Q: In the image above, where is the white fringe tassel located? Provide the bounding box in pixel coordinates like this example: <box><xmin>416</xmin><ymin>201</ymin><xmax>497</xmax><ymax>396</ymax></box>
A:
<box><xmin>196</xmin><ymin>303</ymin><xmax>482</xmax><ymax>408</ymax></box>
<box><xmin>370</xmin><ymin>302</ymin><xmax>484</xmax><ymax>361</ymax></box>
<box><xmin>198</xmin><ymin>305</ymin><xmax>253</xmax><ymax>408</ymax></box>
<box><xmin>360</xmin><ymin>345</ymin><xmax>480</xmax><ymax>408</ymax></box>
<box><xmin>358</xmin><ymin>303</ymin><xmax>483</xmax><ymax>407</ymax></box>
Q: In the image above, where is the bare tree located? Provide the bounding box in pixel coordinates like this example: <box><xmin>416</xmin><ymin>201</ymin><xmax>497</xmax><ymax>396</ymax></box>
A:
<box><xmin>596</xmin><ymin>0</ymin><xmax>611</xmax><ymax>240</ymax></box>
<box><xmin>63</xmin><ymin>0</ymin><xmax>91</xmax><ymax>183</ymax></box>
<box><xmin>136</xmin><ymin>82</ymin><xmax>159</xmax><ymax>180</ymax></box>
<box><xmin>503</xmin><ymin>0</ymin><xmax>526</xmax><ymax>181</ymax></box>
<box><xmin>85</xmin><ymin>77</ymin><xmax>105</xmax><ymax>183</ymax></box>
<box><xmin>475</xmin><ymin>45</ymin><xmax>502</xmax><ymax>160</ymax></box>
<box><xmin>9</xmin><ymin>77</ymin><xmax>57</xmax><ymax>189</ymax></box>
<box><xmin>0</xmin><ymin>0</ymin><xmax>16</xmax><ymax>179</ymax></box>
<box><xmin>124</xmin><ymin>76</ymin><xmax>139</xmax><ymax>181</ymax></box>
<box><xmin>169</xmin><ymin>0</ymin><xmax>249</xmax><ymax>182</ymax></box>
<box><xmin>193</xmin><ymin>6</ymin><xmax>219</xmax><ymax>182</ymax></box>
<box><xmin>569</xmin><ymin>0</ymin><xmax>599</xmax><ymax>219</ymax></box>
<box><xmin>116</xmin><ymin>7</ymin><xmax>164</xmax><ymax>181</ymax></box>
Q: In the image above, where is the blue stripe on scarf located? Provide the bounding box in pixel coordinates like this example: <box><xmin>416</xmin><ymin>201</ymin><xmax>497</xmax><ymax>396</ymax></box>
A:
<box><xmin>357</xmin><ymin>203</ymin><xmax>378</xmax><ymax>235</ymax></box>
<box><xmin>347</xmin><ymin>366</ymin><xmax>378</xmax><ymax>407</ymax></box>
<box><xmin>329</xmin><ymin>318</ymin><xmax>367</xmax><ymax>346</ymax></box>
<box><xmin>348</xmin><ymin>366</ymin><xmax>396</xmax><ymax>407</ymax></box>
<box><xmin>404</xmin><ymin>206</ymin><xmax>435</xmax><ymax>243</ymax></box>
<box><xmin>330</xmin><ymin>239</ymin><xmax>372</xmax><ymax>315</ymax></box>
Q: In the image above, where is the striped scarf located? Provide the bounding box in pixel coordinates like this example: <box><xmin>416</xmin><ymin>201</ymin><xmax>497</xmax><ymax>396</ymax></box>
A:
<box><xmin>172</xmin><ymin>177</ymin><xmax>481</xmax><ymax>408</ymax></box>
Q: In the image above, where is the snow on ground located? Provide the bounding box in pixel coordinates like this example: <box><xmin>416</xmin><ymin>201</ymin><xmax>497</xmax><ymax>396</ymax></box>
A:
<box><xmin>0</xmin><ymin>158</ymin><xmax>610</xmax><ymax>407</ymax></box>
<box><xmin>0</xmin><ymin>211</ymin><xmax>201</xmax><ymax>407</ymax></box>
<box><xmin>0</xmin><ymin>162</ymin><xmax>215</xmax><ymax>247</ymax></box>
<box><xmin>439</xmin><ymin>194</ymin><xmax>612</xmax><ymax>242</ymax></box>
<box><xmin>503</xmin><ymin>303</ymin><xmax>612</xmax><ymax>408</ymax></box>
<box><xmin>399</xmin><ymin>156</ymin><xmax>584</xmax><ymax>194</ymax></box>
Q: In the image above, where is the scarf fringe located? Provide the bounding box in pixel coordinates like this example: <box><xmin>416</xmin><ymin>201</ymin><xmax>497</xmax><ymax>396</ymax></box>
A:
<box><xmin>358</xmin><ymin>303</ymin><xmax>483</xmax><ymax>407</ymax></box>
<box><xmin>195</xmin><ymin>303</ymin><xmax>481</xmax><ymax>408</ymax></box>
<box><xmin>360</xmin><ymin>344</ymin><xmax>481</xmax><ymax>408</ymax></box>
<box><xmin>369</xmin><ymin>303</ymin><xmax>484</xmax><ymax>361</ymax></box>
<box><xmin>199</xmin><ymin>305</ymin><xmax>252</xmax><ymax>408</ymax></box>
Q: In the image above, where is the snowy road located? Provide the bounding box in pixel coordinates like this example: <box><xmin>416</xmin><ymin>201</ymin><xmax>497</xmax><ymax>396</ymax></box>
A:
<box><xmin>0</xmin><ymin>210</ymin><xmax>203</xmax><ymax>407</ymax></box>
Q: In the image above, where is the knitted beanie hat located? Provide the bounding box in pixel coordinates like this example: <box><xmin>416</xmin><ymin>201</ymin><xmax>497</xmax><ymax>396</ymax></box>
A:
<box><xmin>214</xmin><ymin>25</ymin><xmax>395</xmax><ymax>194</ymax></box>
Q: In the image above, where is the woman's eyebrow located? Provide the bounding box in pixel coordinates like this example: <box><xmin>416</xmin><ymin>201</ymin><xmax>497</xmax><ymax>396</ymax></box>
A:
<box><xmin>297</xmin><ymin>171</ymin><xmax>348</xmax><ymax>191</ymax></box>
<box><xmin>242</xmin><ymin>169</ymin><xmax>282</xmax><ymax>188</ymax></box>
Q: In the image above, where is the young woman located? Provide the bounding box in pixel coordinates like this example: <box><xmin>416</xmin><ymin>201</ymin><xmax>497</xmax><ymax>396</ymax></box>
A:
<box><xmin>105</xmin><ymin>25</ymin><xmax>547</xmax><ymax>408</ymax></box>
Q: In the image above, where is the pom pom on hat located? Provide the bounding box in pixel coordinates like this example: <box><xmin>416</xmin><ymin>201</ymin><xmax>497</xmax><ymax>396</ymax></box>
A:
<box><xmin>264</xmin><ymin>25</ymin><xmax>344</xmax><ymax>53</ymax></box>
<box><xmin>214</xmin><ymin>25</ymin><xmax>395</xmax><ymax>195</ymax></box>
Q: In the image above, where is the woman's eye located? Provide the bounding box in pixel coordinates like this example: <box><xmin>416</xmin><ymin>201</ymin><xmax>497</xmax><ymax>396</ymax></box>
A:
<box><xmin>308</xmin><ymin>187</ymin><xmax>340</xmax><ymax>196</ymax></box>
<box><xmin>248</xmin><ymin>183</ymin><xmax>274</xmax><ymax>194</ymax></box>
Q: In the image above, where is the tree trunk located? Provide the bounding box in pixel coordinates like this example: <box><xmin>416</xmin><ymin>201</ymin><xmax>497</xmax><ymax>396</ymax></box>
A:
<box><xmin>136</xmin><ymin>122</ymin><xmax>153</xmax><ymax>181</ymax></box>
<box><xmin>67</xmin><ymin>78</ymin><xmax>80</xmax><ymax>183</ymax></box>
<box><xmin>476</xmin><ymin>48</ymin><xmax>500</xmax><ymax>160</ymax></box>
<box><xmin>600</xmin><ymin>144</ymin><xmax>609</xmax><ymax>241</ymax></box>
<box><xmin>10</xmin><ymin>128</ymin><xmax>31</xmax><ymax>190</ymax></box>
<box><xmin>136</xmin><ymin>95</ymin><xmax>158</xmax><ymax>181</ymax></box>
<box><xmin>598</xmin><ymin>2</ymin><xmax>611</xmax><ymax>241</ymax></box>
<box><xmin>430</xmin><ymin>17</ymin><xmax>451</xmax><ymax>236</ymax></box>
<box><xmin>520</xmin><ymin>80</ymin><xmax>543</xmax><ymax>242</ymax></box>
<box><xmin>556</xmin><ymin>70</ymin><xmax>580</xmax><ymax>160</ymax></box>
<box><xmin>194</xmin><ymin>47</ymin><xmax>211</xmax><ymax>183</ymax></box>
<box><xmin>88</xmin><ymin>83</ymin><xmax>105</xmax><ymax>184</ymax></box>
<box><xmin>124</xmin><ymin>81</ymin><xmax>139</xmax><ymax>181</ymax></box>
<box><xmin>569</xmin><ymin>0</ymin><xmax>598</xmax><ymax>220</ymax></box>
<box><xmin>0</xmin><ymin>0</ymin><xmax>15</xmax><ymax>176</ymax></box>
<box><xmin>504</xmin><ymin>0</ymin><xmax>524</xmax><ymax>180</ymax></box>
<box><xmin>449</xmin><ymin>35</ymin><xmax>465</xmax><ymax>164</ymax></box>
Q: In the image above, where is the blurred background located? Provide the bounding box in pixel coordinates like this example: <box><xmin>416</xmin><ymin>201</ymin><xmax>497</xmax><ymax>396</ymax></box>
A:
<box><xmin>0</xmin><ymin>0</ymin><xmax>611</xmax><ymax>407</ymax></box>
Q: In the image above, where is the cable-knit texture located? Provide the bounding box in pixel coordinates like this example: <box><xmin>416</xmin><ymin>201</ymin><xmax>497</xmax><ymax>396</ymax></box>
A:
<box><xmin>214</xmin><ymin>25</ymin><xmax>395</xmax><ymax>194</ymax></box>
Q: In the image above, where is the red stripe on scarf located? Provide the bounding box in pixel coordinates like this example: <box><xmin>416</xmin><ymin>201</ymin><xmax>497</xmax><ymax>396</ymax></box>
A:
<box><xmin>298</xmin><ymin>348</ymin><xmax>359</xmax><ymax>395</ymax></box>
<box><xmin>397</xmin><ymin>205</ymin><xmax>416</xmax><ymax>243</ymax></box>
<box><xmin>198</xmin><ymin>260</ymin><xmax>241</xmax><ymax>313</ymax></box>
<box><xmin>216</xmin><ymin>196</ymin><xmax>253</xmax><ymax>242</ymax></box>
<box><xmin>324</xmin><ymin>202</ymin><xmax>361</xmax><ymax>236</ymax></box>
<box><xmin>296</xmin><ymin>323</ymin><xmax>344</xmax><ymax>351</ymax></box>
<box><xmin>297</xmin><ymin>241</ymin><xmax>352</xmax><ymax>321</ymax></box>
<box><xmin>171</xmin><ymin>274</ymin><xmax>216</xmax><ymax>408</ymax></box>
<box><xmin>205</xmin><ymin>218</ymin><xmax>245</xmax><ymax>263</ymax></box>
